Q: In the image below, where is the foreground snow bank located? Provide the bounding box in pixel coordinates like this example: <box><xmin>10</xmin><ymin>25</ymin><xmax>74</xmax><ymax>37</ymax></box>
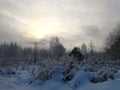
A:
<box><xmin>31</xmin><ymin>70</ymin><xmax>120</xmax><ymax>90</ymax></box>
<box><xmin>77</xmin><ymin>78</ymin><xmax>120</xmax><ymax>90</ymax></box>
<box><xmin>0</xmin><ymin>68</ymin><xmax>120</xmax><ymax>90</ymax></box>
<box><xmin>0</xmin><ymin>58</ymin><xmax>120</xmax><ymax>90</ymax></box>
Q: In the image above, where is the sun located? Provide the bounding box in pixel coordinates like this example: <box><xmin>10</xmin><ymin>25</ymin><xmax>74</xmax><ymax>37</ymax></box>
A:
<box><xmin>24</xmin><ymin>27</ymin><xmax>52</xmax><ymax>40</ymax></box>
<box><xmin>25</xmin><ymin>21</ymin><xmax>59</xmax><ymax>39</ymax></box>
<box><xmin>32</xmin><ymin>27</ymin><xmax>52</xmax><ymax>39</ymax></box>
<box><xmin>26</xmin><ymin>27</ymin><xmax>52</xmax><ymax>39</ymax></box>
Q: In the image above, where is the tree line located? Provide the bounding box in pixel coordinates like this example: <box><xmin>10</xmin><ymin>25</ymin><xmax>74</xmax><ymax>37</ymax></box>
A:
<box><xmin>1</xmin><ymin>23</ymin><xmax>119</xmax><ymax>61</ymax></box>
<box><xmin>0</xmin><ymin>37</ymin><xmax>66</xmax><ymax>60</ymax></box>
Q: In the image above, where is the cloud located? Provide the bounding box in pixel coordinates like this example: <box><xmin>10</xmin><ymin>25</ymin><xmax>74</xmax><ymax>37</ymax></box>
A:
<box><xmin>0</xmin><ymin>0</ymin><xmax>120</xmax><ymax>50</ymax></box>
<box><xmin>82</xmin><ymin>25</ymin><xmax>104</xmax><ymax>39</ymax></box>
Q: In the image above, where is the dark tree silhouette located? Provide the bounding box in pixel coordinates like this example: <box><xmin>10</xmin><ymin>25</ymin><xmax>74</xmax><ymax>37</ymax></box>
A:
<box><xmin>49</xmin><ymin>37</ymin><xmax>66</xmax><ymax>58</ymax></box>
<box><xmin>104</xmin><ymin>24</ymin><xmax>120</xmax><ymax>59</ymax></box>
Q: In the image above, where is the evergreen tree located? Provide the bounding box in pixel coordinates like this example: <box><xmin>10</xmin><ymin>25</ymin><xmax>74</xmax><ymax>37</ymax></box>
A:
<box><xmin>104</xmin><ymin>24</ymin><xmax>120</xmax><ymax>59</ymax></box>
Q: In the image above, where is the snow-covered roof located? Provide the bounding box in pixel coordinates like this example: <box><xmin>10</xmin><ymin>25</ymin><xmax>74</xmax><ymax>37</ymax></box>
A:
<box><xmin>76</xmin><ymin>47</ymin><xmax>85</xmax><ymax>55</ymax></box>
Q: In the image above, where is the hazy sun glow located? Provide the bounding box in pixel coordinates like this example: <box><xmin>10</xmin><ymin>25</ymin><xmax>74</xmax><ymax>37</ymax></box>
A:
<box><xmin>32</xmin><ymin>27</ymin><xmax>52</xmax><ymax>39</ymax></box>
<box><xmin>25</xmin><ymin>20</ymin><xmax>60</xmax><ymax>39</ymax></box>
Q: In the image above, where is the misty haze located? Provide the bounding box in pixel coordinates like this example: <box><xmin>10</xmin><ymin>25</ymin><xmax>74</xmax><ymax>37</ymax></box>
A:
<box><xmin>0</xmin><ymin>0</ymin><xmax>120</xmax><ymax>90</ymax></box>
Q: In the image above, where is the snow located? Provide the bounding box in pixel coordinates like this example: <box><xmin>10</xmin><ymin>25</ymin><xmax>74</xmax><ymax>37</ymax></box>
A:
<box><xmin>76</xmin><ymin>47</ymin><xmax>85</xmax><ymax>55</ymax></box>
<box><xmin>0</xmin><ymin>69</ymin><xmax>120</xmax><ymax>90</ymax></box>
<box><xmin>0</xmin><ymin>59</ymin><xmax>120</xmax><ymax>90</ymax></box>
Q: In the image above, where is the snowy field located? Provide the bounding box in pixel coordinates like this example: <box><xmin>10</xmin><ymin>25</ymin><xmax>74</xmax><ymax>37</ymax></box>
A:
<box><xmin>0</xmin><ymin>58</ymin><xmax>120</xmax><ymax>90</ymax></box>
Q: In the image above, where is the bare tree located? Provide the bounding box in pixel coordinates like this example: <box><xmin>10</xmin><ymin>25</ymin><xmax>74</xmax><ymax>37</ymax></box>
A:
<box><xmin>49</xmin><ymin>37</ymin><xmax>66</xmax><ymax>59</ymax></box>
<box><xmin>33</xmin><ymin>41</ymin><xmax>39</xmax><ymax>63</ymax></box>
<box><xmin>81</xmin><ymin>43</ymin><xmax>87</xmax><ymax>53</ymax></box>
<box><xmin>89</xmin><ymin>40</ymin><xmax>95</xmax><ymax>56</ymax></box>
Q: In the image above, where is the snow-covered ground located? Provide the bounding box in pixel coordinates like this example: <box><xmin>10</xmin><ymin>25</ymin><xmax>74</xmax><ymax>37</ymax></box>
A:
<box><xmin>0</xmin><ymin>58</ymin><xmax>120</xmax><ymax>90</ymax></box>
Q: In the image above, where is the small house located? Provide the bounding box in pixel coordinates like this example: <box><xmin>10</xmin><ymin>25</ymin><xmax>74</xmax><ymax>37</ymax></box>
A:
<box><xmin>69</xmin><ymin>47</ymin><xmax>85</xmax><ymax>61</ymax></box>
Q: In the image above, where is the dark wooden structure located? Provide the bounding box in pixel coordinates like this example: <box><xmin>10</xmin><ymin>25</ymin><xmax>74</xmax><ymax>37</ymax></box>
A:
<box><xmin>69</xmin><ymin>47</ymin><xmax>84</xmax><ymax>61</ymax></box>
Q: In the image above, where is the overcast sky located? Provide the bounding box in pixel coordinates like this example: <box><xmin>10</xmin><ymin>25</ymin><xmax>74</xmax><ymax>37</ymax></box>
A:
<box><xmin>0</xmin><ymin>0</ymin><xmax>120</xmax><ymax>50</ymax></box>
